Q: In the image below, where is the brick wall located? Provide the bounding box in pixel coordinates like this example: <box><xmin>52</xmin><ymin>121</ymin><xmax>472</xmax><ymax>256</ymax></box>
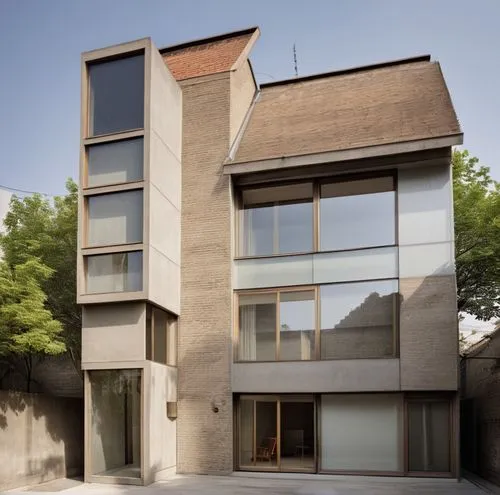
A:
<box><xmin>177</xmin><ymin>72</ymin><xmax>238</xmax><ymax>473</ymax></box>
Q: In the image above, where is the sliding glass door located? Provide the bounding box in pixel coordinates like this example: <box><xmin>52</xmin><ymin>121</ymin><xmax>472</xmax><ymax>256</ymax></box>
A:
<box><xmin>238</xmin><ymin>395</ymin><xmax>315</xmax><ymax>472</ymax></box>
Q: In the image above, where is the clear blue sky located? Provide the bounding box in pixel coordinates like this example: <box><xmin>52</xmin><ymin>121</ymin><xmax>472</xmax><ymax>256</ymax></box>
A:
<box><xmin>1</xmin><ymin>0</ymin><xmax>499</xmax><ymax>195</ymax></box>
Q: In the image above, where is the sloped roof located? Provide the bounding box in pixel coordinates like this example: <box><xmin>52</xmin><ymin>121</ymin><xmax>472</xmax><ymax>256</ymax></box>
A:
<box><xmin>231</xmin><ymin>57</ymin><xmax>461</xmax><ymax>164</ymax></box>
<box><xmin>161</xmin><ymin>27</ymin><xmax>258</xmax><ymax>81</ymax></box>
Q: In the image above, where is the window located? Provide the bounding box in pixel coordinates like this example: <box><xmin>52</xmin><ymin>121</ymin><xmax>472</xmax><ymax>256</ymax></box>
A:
<box><xmin>320</xmin><ymin>176</ymin><xmax>395</xmax><ymax>251</ymax></box>
<box><xmin>88</xmin><ymin>54</ymin><xmax>144</xmax><ymax>136</ymax></box>
<box><xmin>86</xmin><ymin>251</ymin><xmax>142</xmax><ymax>294</ymax></box>
<box><xmin>87</xmin><ymin>190</ymin><xmax>143</xmax><ymax>247</ymax></box>
<box><xmin>87</xmin><ymin>138</ymin><xmax>143</xmax><ymax>187</ymax></box>
<box><xmin>320</xmin><ymin>280</ymin><xmax>398</xmax><ymax>359</ymax></box>
<box><xmin>408</xmin><ymin>400</ymin><xmax>451</xmax><ymax>472</ymax></box>
<box><xmin>321</xmin><ymin>394</ymin><xmax>403</xmax><ymax>472</ymax></box>
<box><xmin>237</xmin><ymin>289</ymin><xmax>315</xmax><ymax>362</ymax></box>
<box><xmin>240</xmin><ymin>183</ymin><xmax>313</xmax><ymax>256</ymax></box>
<box><xmin>236</xmin><ymin>280</ymin><xmax>399</xmax><ymax>362</ymax></box>
<box><xmin>146</xmin><ymin>306</ymin><xmax>177</xmax><ymax>366</ymax></box>
<box><xmin>89</xmin><ymin>369</ymin><xmax>141</xmax><ymax>478</ymax></box>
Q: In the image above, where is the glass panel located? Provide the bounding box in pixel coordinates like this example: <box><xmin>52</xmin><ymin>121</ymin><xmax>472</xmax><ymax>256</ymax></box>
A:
<box><xmin>166</xmin><ymin>314</ymin><xmax>177</xmax><ymax>366</ymax></box>
<box><xmin>239</xmin><ymin>399</ymin><xmax>254</xmax><ymax>467</ymax></box>
<box><xmin>89</xmin><ymin>369</ymin><xmax>141</xmax><ymax>478</ymax></box>
<box><xmin>87</xmin><ymin>190</ymin><xmax>143</xmax><ymax>247</ymax></box>
<box><xmin>408</xmin><ymin>401</ymin><xmax>450</xmax><ymax>472</ymax></box>
<box><xmin>313</xmin><ymin>247</ymin><xmax>398</xmax><ymax>285</ymax></box>
<box><xmin>238</xmin><ymin>293</ymin><xmax>276</xmax><ymax>361</ymax></box>
<box><xmin>280</xmin><ymin>400</ymin><xmax>314</xmax><ymax>471</ymax></box>
<box><xmin>86</xmin><ymin>251</ymin><xmax>142</xmax><ymax>293</ymax></box>
<box><xmin>87</xmin><ymin>138</ymin><xmax>143</xmax><ymax>187</ymax></box>
<box><xmin>153</xmin><ymin>308</ymin><xmax>167</xmax><ymax>364</ymax></box>
<box><xmin>320</xmin><ymin>177</ymin><xmax>395</xmax><ymax>251</ymax></box>
<box><xmin>241</xmin><ymin>183</ymin><xmax>313</xmax><ymax>256</ymax></box>
<box><xmin>321</xmin><ymin>394</ymin><xmax>403</xmax><ymax>472</ymax></box>
<box><xmin>280</xmin><ymin>291</ymin><xmax>315</xmax><ymax>361</ymax></box>
<box><xmin>89</xmin><ymin>54</ymin><xmax>144</xmax><ymax>136</ymax></box>
<box><xmin>235</xmin><ymin>255</ymin><xmax>313</xmax><ymax>290</ymax></box>
<box><xmin>320</xmin><ymin>280</ymin><xmax>398</xmax><ymax>359</ymax></box>
<box><xmin>255</xmin><ymin>401</ymin><xmax>278</xmax><ymax>468</ymax></box>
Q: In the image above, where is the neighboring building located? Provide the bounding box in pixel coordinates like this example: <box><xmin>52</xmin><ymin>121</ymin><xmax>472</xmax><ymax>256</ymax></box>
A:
<box><xmin>77</xmin><ymin>27</ymin><xmax>462</xmax><ymax>485</ymax></box>
<box><xmin>461</xmin><ymin>323</ymin><xmax>500</xmax><ymax>484</ymax></box>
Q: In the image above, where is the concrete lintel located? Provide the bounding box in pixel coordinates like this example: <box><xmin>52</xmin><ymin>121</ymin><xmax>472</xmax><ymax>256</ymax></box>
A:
<box><xmin>82</xmin><ymin>37</ymin><xmax>150</xmax><ymax>63</ymax></box>
<box><xmin>82</xmin><ymin>360</ymin><xmax>148</xmax><ymax>370</ymax></box>
<box><xmin>223</xmin><ymin>135</ymin><xmax>463</xmax><ymax>175</ymax></box>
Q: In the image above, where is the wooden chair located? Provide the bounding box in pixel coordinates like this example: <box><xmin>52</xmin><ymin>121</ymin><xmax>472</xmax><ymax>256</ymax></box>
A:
<box><xmin>255</xmin><ymin>437</ymin><xmax>277</xmax><ymax>462</ymax></box>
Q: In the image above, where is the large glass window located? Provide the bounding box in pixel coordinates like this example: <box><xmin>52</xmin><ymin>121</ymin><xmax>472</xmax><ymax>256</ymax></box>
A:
<box><xmin>240</xmin><ymin>183</ymin><xmax>313</xmax><ymax>256</ymax></box>
<box><xmin>280</xmin><ymin>291</ymin><xmax>315</xmax><ymax>361</ymax></box>
<box><xmin>408</xmin><ymin>401</ymin><xmax>451</xmax><ymax>472</ymax></box>
<box><xmin>320</xmin><ymin>176</ymin><xmax>395</xmax><ymax>251</ymax></box>
<box><xmin>88</xmin><ymin>54</ymin><xmax>144</xmax><ymax>136</ymax></box>
<box><xmin>321</xmin><ymin>394</ymin><xmax>403</xmax><ymax>472</ymax></box>
<box><xmin>87</xmin><ymin>190</ymin><xmax>143</xmax><ymax>247</ymax></box>
<box><xmin>89</xmin><ymin>369</ymin><xmax>141</xmax><ymax>478</ymax></box>
<box><xmin>146</xmin><ymin>306</ymin><xmax>177</xmax><ymax>366</ymax></box>
<box><xmin>87</xmin><ymin>138</ymin><xmax>143</xmax><ymax>187</ymax></box>
<box><xmin>320</xmin><ymin>280</ymin><xmax>398</xmax><ymax>359</ymax></box>
<box><xmin>86</xmin><ymin>251</ymin><xmax>142</xmax><ymax>294</ymax></box>
<box><xmin>238</xmin><ymin>293</ymin><xmax>276</xmax><ymax>361</ymax></box>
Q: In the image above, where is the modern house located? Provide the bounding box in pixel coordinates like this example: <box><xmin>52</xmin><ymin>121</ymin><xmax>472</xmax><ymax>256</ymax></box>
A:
<box><xmin>77</xmin><ymin>27</ymin><xmax>462</xmax><ymax>485</ymax></box>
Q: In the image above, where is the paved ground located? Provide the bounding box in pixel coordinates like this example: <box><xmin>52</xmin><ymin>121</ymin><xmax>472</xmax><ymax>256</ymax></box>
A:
<box><xmin>7</xmin><ymin>474</ymin><xmax>488</xmax><ymax>494</ymax></box>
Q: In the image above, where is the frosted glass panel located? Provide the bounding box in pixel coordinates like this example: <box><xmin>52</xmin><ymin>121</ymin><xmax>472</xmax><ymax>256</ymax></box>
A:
<box><xmin>321</xmin><ymin>394</ymin><xmax>402</xmax><ymax>471</ymax></box>
<box><xmin>89</xmin><ymin>54</ymin><xmax>144</xmax><ymax>136</ymax></box>
<box><xmin>87</xmin><ymin>190</ymin><xmax>143</xmax><ymax>247</ymax></box>
<box><xmin>87</xmin><ymin>251</ymin><xmax>142</xmax><ymax>293</ymax></box>
<box><xmin>87</xmin><ymin>138</ymin><xmax>143</xmax><ymax>187</ymax></box>
<box><xmin>399</xmin><ymin>242</ymin><xmax>454</xmax><ymax>278</ymax></box>
<box><xmin>313</xmin><ymin>246</ymin><xmax>397</xmax><ymax>284</ymax></box>
<box><xmin>235</xmin><ymin>255</ymin><xmax>313</xmax><ymax>289</ymax></box>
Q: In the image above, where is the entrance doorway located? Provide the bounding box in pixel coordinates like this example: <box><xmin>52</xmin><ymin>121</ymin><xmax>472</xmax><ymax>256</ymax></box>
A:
<box><xmin>237</xmin><ymin>395</ymin><xmax>315</xmax><ymax>472</ymax></box>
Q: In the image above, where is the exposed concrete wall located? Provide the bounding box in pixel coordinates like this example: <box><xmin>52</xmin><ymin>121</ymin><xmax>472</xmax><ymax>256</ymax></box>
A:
<box><xmin>178</xmin><ymin>73</ymin><xmax>233</xmax><ymax>474</ymax></box>
<box><xmin>0</xmin><ymin>391</ymin><xmax>83</xmax><ymax>491</ymax></box>
<box><xmin>82</xmin><ymin>302</ymin><xmax>146</xmax><ymax>364</ymax></box>
<box><xmin>232</xmin><ymin>359</ymin><xmax>400</xmax><ymax>393</ymax></box>
<box><xmin>230</xmin><ymin>61</ymin><xmax>256</xmax><ymax>144</ymax></box>
<box><xmin>144</xmin><ymin>362</ymin><xmax>177</xmax><ymax>484</ymax></box>
<box><xmin>146</xmin><ymin>40</ymin><xmax>182</xmax><ymax>314</ymax></box>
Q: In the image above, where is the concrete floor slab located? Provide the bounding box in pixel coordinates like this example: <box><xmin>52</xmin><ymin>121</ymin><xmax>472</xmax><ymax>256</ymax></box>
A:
<box><xmin>6</xmin><ymin>474</ymin><xmax>488</xmax><ymax>494</ymax></box>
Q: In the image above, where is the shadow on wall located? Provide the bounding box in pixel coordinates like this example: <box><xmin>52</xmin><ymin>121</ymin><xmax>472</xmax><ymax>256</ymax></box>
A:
<box><xmin>0</xmin><ymin>390</ymin><xmax>83</xmax><ymax>491</ymax></box>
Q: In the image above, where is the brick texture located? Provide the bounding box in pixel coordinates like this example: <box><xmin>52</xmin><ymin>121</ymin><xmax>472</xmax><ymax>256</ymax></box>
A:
<box><xmin>177</xmin><ymin>73</ymin><xmax>236</xmax><ymax>473</ymax></box>
<box><xmin>163</xmin><ymin>32</ymin><xmax>254</xmax><ymax>81</ymax></box>
<box><xmin>233</xmin><ymin>61</ymin><xmax>461</xmax><ymax>163</ymax></box>
<box><xmin>399</xmin><ymin>275</ymin><xmax>459</xmax><ymax>390</ymax></box>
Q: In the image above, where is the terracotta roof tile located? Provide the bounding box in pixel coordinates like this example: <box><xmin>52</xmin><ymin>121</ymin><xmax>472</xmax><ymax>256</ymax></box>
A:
<box><xmin>232</xmin><ymin>59</ymin><xmax>461</xmax><ymax>163</ymax></box>
<box><xmin>163</xmin><ymin>31</ymin><xmax>254</xmax><ymax>81</ymax></box>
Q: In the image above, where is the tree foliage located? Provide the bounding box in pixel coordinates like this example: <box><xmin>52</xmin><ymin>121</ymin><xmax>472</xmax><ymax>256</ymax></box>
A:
<box><xmin>453</xmin><ymin>149</ymin><xmax>500</xmax><ymax>320</ymax></box>
<box><xmin>0</xmin><ymin>179</ymin><xmax>80</xmax><ymax>375</ymax></box>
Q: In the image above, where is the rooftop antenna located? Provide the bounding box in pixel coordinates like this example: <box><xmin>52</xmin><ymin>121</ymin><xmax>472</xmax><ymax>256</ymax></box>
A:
<box><xmin>293</xmin><ymin>43</ymin><xmax>298</xmax><ymax>77</ymax></box>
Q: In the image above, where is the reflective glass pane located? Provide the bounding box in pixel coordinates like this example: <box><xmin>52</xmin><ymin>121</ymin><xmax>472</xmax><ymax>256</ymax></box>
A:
<box><xmin>241</xmin><ymin>183</ymin><xmax>313</xmax><ymax>256</ymax></box>
<box><xmin>408</xmin><ymin>401</ymin><xmax>450</xmax><ymax>472</ymax></box>
<box><xmin>256</xmin><ymin>401</ymin><xmax>278</xmax><ymax>468</ymax></box>
<box><xmin>87</xmin><ymin>138</ymin><xmax>143</xmax><ymax>187</ymax></box>
<box><xmin>153</xmin><ymin>308</ymin><xmax>167</xmax><ymax>364</ymax></box>
<box><xmin>89</xmin><ymin>54</ymin><xmax>144</xmax><ymax>136</ymax></box>
<box><xmin>320</xmin><ymin>280</ymin><xmax>398</xmax><ymax>359</ymax></box>
<box><xmin>87</xmin><ymin>190</ymin><xmax>143</xmax><ymax>247</ymax></box>
<box><xmin>86</xmin><ymin>251</ymin><xmax>142</xmax><ymax>293</ymax></box>
<box><xmin>238</xmin><ymin>293</ymin><xmax>276</xmax><ymax>361</ymax></box>
<box><xmin>239</xmin><ymin>399</ymin><xmax>254</xmax><ymax>467</ymax></box>
<box><xmin>320</xmin><ymin>178</ymin><xmax>395</xmax><ymax>251</ymax></box>
<box><xmin>280</xmin><ymin>291</ymin><xmax>315</xmax><ymax>361</ymax></box>
<box><xmin>89</xmin><ymin>369</ymin><xmax>141</xmax><ymax>478</ymax></box>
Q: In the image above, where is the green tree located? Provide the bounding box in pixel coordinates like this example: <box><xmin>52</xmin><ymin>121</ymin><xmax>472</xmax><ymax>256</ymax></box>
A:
<box><xmin>0</xmin><ymin>258</ymin><xmax>66</xmax><ymax>391</ymax></box>
<box><xmin>0</xmin><ymin>179</ymin><xmax>80</xmax><ymax>375</ymax></box>
<box><xmin>453</xmin><ymin>149</ymin><xmax>500</xmax><ymax>321</ymax></box>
